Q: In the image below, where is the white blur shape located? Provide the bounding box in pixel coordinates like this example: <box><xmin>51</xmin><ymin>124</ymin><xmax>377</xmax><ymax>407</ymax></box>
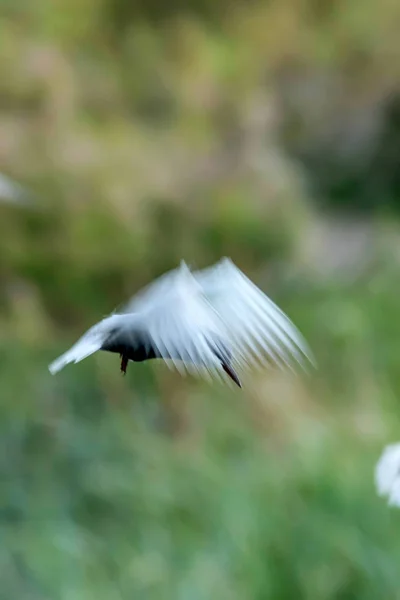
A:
<box><xmin>375</xmin><ymin>443</ymin><xmax>400</xmax><ymax>507</ymax></box>
<box><xmin>0</xmin><ymin>173</ymin><xmax>33</xmax><ymax>206</ymax></box>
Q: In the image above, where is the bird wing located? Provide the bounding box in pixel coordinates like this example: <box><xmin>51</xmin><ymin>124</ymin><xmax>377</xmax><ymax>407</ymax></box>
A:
<box><xmin>48</xmin><ymin>314</ymin><xmax>124</xmax><ymax>374</ymax></box>
<box><xmin>117</xmin><ymin>261</ymin><xmax>191</xmax><ymax>316</ymax></box>
<box><xmin>193</xmin><ymin>257</ymin><xmax>315</xmax><ymax>373</ymax></box>
<box><xmin>139</xmin><ymin>264</ymin><xmax>231</xmax><ymax>381</ymax></box>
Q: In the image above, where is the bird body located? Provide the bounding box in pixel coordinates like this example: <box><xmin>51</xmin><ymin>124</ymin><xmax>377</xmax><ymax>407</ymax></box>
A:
<box><xmin>49</xmin><ymin>258</ymin><xmax>314</xmax><ymax>387</ymax></box>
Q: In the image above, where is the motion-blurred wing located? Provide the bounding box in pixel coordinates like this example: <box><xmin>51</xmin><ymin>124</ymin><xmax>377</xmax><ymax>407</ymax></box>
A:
<box><xmin>141</xmin><ymin>265</ymin><xmax>230</xmax><ymax>381</ymax></box>
<box><xmin>194</xmin><ymin>257</ymin><xmax>315</xmax><ymax>373</ymax></box>
<box><xmin>117</xmin><ymin>261</ymin><xmax>192</xmax><ymax>316</ymax></box>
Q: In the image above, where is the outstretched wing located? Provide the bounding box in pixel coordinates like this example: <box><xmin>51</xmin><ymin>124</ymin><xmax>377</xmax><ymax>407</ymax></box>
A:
<box><xmin>48</xmin><ymin>314</ymin><xmax>124</xmax><ymax>374</ymax></box>
<box><xmin>117</xmin><ymin>261</ymin><xmax>192</xmax><ymax>316</ymax></box>
<box><xmin>193</xmin><ymin>257</ymin><xmax>315</xmax><ymax>373</ymax></box>
<box><xmin>140</xmin><ymin>263</ymin><xmax>233</xmax><ymax>382</ymax></box>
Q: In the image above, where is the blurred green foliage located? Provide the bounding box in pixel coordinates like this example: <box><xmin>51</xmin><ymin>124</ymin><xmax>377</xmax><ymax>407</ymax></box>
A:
<box><xmin>1</xmin><ymin>0</ymin><xmax>400</xmax><ymax>598</ymax></box>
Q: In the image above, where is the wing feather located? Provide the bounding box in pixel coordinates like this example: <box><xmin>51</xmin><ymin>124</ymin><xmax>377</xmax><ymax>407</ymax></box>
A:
<box><xmin>194</xmin><ymin>258</ymin><xmax>315</xmax><ymax>374</ymax></box>
<box><xmin>118</xmin><ymin>261</ymin><xmax>190</xmax><ymax>316</ymax></box>
<box><xmin>141</xmin><ymin>264</ymin><xmax>230</xmax><ymax>381</ymax></box>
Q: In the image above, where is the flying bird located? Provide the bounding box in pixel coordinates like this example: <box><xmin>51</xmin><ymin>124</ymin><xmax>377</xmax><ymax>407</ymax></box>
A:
<box><xmin>48</xmin><ymin>258</ymin><xmax>315</xmax><ymax>387</ymax></box>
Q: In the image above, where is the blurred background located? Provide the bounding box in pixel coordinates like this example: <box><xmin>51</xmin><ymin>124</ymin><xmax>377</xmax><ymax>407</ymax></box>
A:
<box><xmin>1</xmin><ymin>0</ymin><xmax>400</xmax><ymax>598</ymax></box>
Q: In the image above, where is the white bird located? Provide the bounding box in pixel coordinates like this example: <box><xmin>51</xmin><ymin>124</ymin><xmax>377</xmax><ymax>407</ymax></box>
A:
<box><xmin>48</xmin><ymin>258</ymin><xmax>315</xmax><ymax>387</ymax></box>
